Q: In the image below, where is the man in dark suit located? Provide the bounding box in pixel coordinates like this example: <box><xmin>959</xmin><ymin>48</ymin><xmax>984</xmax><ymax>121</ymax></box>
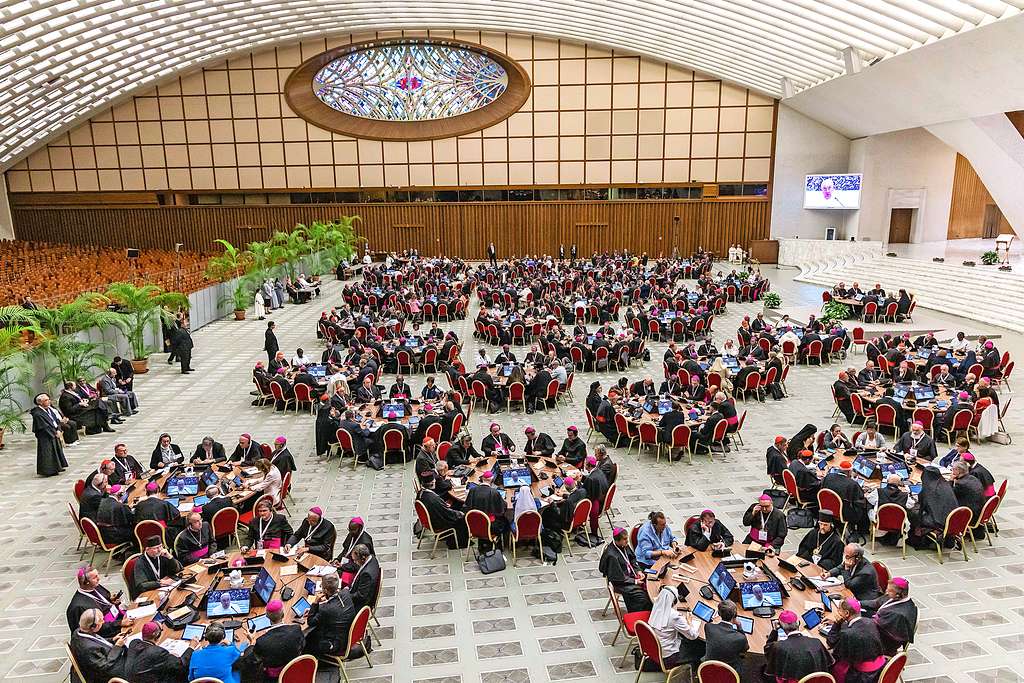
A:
<box><xmin>69</xmin><ymin>608</ymin><xmax>129</xmax><ymax>683</ymax></box>
<box><xmin>338</xmin><ymin>409</ymin><xmax>371</xmax><ymax>459</ymax></box>
<box><xmin>356</xmin><ymin>374</ymin><xmax>381</xmax><ymax>403</ymax></box>
<box><xmin>239</xmin><ymin>600</ymin><xmax>304</xmax><ymax>679</ymax></box>
<box><xmin>733</xmin><ymin>358</ymin><xmax>761</xmax><ymax>400</ymax></box>
<box><xmin>702</xmin><ymin>600</ymin><xmax>749</xmax><ymax>673</ymax></box>
<box><xmin>303</xmin><ymin>573</ymin><xmax>356</xmax><ymax>657</ymax></box>
<box><xmin>487</xmin><ymin>242</ymin><xmax>497</xmax><ymax>267</ymax></box>
<box><xmin>787</xmin><ymin>449</ymin><xmax>821</xmax><ymax>502</ymax></box>
<box><xmin>190</xmin><ymin>436</ymin><xmax>226</xmax><ymax>463</ymax></box>
<box><xmin>874</xmin><ymin>387</ymin><xmax>909</xmax><ymax>432</ymax></box>
<box><xmin>821</xmin><ymin>461</ymin><xmax>870</xmax><ymax>536</ymax></box>
<box><xmin>123</xmin><ymin>621</ymin><xmax>191</xmax><ymax>682</ymax></box>
<box><xmin>630</xmin><ymin>376</ymin><xmax>657</xmax><ymax>397</ymax></box>
<box><xmin>199</xmin><ymin>484</ymin><xmax>235</xmax><ymax>547</ymax></box>
<box><xmin>658</xmin><ymin>401</ymin><xmax>687</xmax><ymax>451</ymax></box>
<box><xmin>346</xmin><ymin>544</ymin><xmax>381</xmax><ymax>611</ymax></box>
<box><xmin>526</xmin><ymin>365</ymin><xmax>553</xmax><ymax>413</ymax></box>
<box><xmin>822</xmin><ymin>543</ymin><xmax>881</xmax><ymax>602</ymax></box>
<box><xmin>264</xmin><ymin>321</ymin><xmax>279</xmax><ymax>366</ymax></box>
<box><xmin>171</xmin><ymin>320</ymin><xmax>194</xmax><ymax>374</ymax></box>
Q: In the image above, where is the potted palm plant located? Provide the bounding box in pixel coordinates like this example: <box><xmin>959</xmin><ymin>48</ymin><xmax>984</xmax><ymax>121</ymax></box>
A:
<box><xmin>272</xmin><ymin>227</ymin><xmax>309</xmax><ymax>279</ymax></box>
<box><xmin>26</xmin><ymin>298</ymin><xmax>128</xmax><ymax>380</ymax></box>
<box><xmin>0</xmin><ymin>308</ymin><xmax>39</xmax><ymax>450</ymax></box>
<box><xmin>89</xmin><ymin>283</ymin><xmax>190</xmax><ymax>373</ymax></box>
<box><xmin>206</xmin><ymin>239</ymin><xmax>255</xmax><ymax>320</ymax></box>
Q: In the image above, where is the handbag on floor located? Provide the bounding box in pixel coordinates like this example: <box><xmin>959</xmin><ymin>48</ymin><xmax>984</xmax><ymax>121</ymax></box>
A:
<box><xmin>786</xmin><ymin>507</ymin><xmax>815</xmax><ymax>529</ymax></box>
<box><xmin>477</xmin><ymin>549</ymin><xmax>506</xmax><ymax>574</ymax></box>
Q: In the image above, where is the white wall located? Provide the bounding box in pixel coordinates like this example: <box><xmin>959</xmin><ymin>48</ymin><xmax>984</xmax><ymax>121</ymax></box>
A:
<box><xmin>770</xmin><ymin>105</ymin><xmax>852</xmax><ymax>240</ymax></box>
<box><xmin>0</xmin><ymin>176</ymin><xmax>13</xmax><ymax>240</ymax></box>
<box><xmin>845</xmin><ymin>128</ymin><xmax>957</xmax><ymax>245</ymax></box>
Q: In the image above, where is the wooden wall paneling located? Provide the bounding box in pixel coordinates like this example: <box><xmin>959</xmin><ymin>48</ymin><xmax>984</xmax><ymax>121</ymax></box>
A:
<box><xmin>947</xmin><ymin>154</ymin><xmax>1015</xmax><ymax>239</ymax></box>
<box><xmin>11</xmin><ymin>199</ymin><xmax>770</xmax><ymax>259</ymax></box>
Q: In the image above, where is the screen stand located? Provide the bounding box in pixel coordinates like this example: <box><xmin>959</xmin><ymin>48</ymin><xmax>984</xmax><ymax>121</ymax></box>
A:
<box><xmin>752</xmin><ymin>606</ymin><xmax>775</xmax><ymax>618</ymax></box>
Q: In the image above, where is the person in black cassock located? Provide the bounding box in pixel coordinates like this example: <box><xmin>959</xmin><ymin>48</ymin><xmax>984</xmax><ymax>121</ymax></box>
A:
<box><xmin>684</xmin><ymin>509</ymin><xmax>734</xmax><ymax>552</ymax></box>
<box><xmin>481</xmin><ymin>422</ymin><xmax>516</xmax><ymax>456</ymax></box>
<box><xmin>268</xmin><ymin>436</ymin><xmax>298</xmax><ymax>477</ymax></box>
<box><xmin>557</xmin><ymin>425</ymin><xmax>588</xmax><ymax>466</ymax></box>
<box><xmin>314</xmin><ymin>397</ymin><xmax>340</xmax><ymax>458</ymax></box>
<box><xmin>742</xmin><ymin>494</ymin><xmax>788</xmax><ymax>550</ymax></box>
<box><xmin>285</xmin><ymin>507</ymin><xmax>337</xmax><ymax>561</ymax></box>
<box><xmin>416</xmin><ymin>476</ymin><xmax>468</xmax><ymax>548</ymax></box>
<box><xmin>825</xmin><ymin>597</ymin><xmax>886</xmax><ymax>683</ymax></box>
<box><xmin>821</xmin><ymin>460</ymin><xmax>870</xmax><ymax>537</ymax></box>
<box><xmin>523</xmin><ymin>426</ymin><xmax>556</xmax><ymax>456</ymax></box>
<box><xmin>69</xmin><ymin>608</ymin><xmax>129</xmax><ymax>683</ymax></box>
<box><xmin>345</xmin><ymin>544</ymin><xmax>381</xmax><ymax>611</ymax></box>
<box><xmin>110</xmin><ymin>443</ymin><xmax>144</xmax><ymax>482</ymax></box>
<box><xmin>131</xmin><ymin>536</ymin><xmax>182</xmax><ymax>598</ymax></box>
<box><xmin>150</xmin><ymin>433</ymin><xmax>184</xmax><ymax>469</ymax></box>
<box><xmin>464</xmin><ymin>470</ymin><xmax>509</xmax><ymax>547</ymax></box>
<box><xmin>598</xmin><ymin>527</ymin><xmax>653</xmax><ymax>612</ymax></box>
<box><xmin>765</xmin><ymin>609</ymin><xmax>833</xmax><ymax>682</ymax></box>
<box><xmin>765</xmin><ymin>435</ymin><xmax>788</xmax><ymax>487</ymax></box>
<box><xmin>243</xmin><ymin>499</ymin><xmax>293</xmax><ymax>551</ymax></box>
<box><xmin>190</xmin><ymin>436</ymin><xmax>226</xmax><ymax>463</ymax></box>
<box><xmin>797</xmin><ymin>510</ymin><xmax>845</xmax><ymax>571</ymax></box>
<box><xmin>786</xmin><ymin>423</ymin><xmax>817</xmax><ymax>461</ymax></box>
<box><xmin>787</xmin><ymin>449</ymin><xmax>821</xmax><ymax>502</ymax></box>
<box><xmin>822</xmin><ymin>543</ymin><xmax>880</xmax><ymax>603</ymax></box>
<box><xmin>67</xmin><ymin>565</ymin><xmax>130</xmax><ymax>638</ymax></box>
<box><xmin>333</xmin><ymin>516</ymin><xmax>375</xmax><ymax>571</ymax></box>
<box><xmin>31</xmin><ymin>393</ymin><xmax>69</xmax><ymax>476</ymax></box>
<box><xmin>862</xmin><ymin>576</ymin><xmax>918</xmax><ymax>655</ymax></box>
<box><xmin>228</xmin><ymin>433</ymin><xmax>262</xmax><ymax>464</ymax></box>
<box><xmin>303</xmin><ymin>572</ymin><xmax>355</xmax><ymax>658</ymax></box>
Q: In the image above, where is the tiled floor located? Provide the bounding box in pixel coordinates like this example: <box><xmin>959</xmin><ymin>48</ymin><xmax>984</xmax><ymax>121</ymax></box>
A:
<box><xmin>3</xmin><ymin>265</ymin><xmax>1024</xmax><ymax>682</ymax></box>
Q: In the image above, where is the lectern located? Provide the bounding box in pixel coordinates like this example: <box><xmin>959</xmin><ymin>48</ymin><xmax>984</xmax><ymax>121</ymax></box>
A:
<box><xmin>995</xmin><ymin>234</ymin><xmax>1015</xmax><ymax>265</ymax></box>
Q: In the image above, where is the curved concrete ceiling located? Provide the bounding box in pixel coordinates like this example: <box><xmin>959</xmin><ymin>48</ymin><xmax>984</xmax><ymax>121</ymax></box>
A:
<box><xmin>1</xmin><ymin>0</ymin><xmax>1021</xmax><ymax>169</ymax></box>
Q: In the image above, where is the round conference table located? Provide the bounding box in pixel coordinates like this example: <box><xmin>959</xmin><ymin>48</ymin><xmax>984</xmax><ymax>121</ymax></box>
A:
<box><xmin>645</xmin><ymin>544</ymin><xmax>853</xmax><ymax>655</ymax></box>
<box><xmin>124</xmin><ymin>463</ymin><xmax>259</xmax><ymax>519</ymax></box>
<box><xmin>448</xmin><ymin>454</ymin><xmax>582</xmax><ymax>510</ymax></box>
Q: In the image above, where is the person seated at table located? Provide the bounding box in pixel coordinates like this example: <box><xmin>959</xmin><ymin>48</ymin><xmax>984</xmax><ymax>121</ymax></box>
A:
<box><xmin>961</xmin><ymin>452</ymin><xmax>996</xmax><ymax>498</ymax></box>
<box><xmin>333</xmin><ymin>517</ymin><xmax>375</xmax><ymax>573</ymax></box>
<box><xmin>733</xmin><ymin>357</ymin><xmax>763</xmax><ymax>400</ymax></box>
<box><xmin>742</xmin><ymin>494</ymin><xmax>787</xmax><ymax>551</ymax></box>
<box><xmin>820</xmin><ymin>543</ymin><xmax>880</xmax><ymax>603</ymax></box>
<box><xmin>907</xmin><ymin>465</ymin><xmax>958</xmax><ymax>549</ymax></box>
<box><xmin>124</xmin><ymin>619</ymin><xmax>193</xmax><ymax>683</ymax></box>
<box><xmin>482</xmin><ymin>422</ymin><xmax>516</xmax><ymax>456</ymax></box>
<box><xmin>524</xmin><ymin>344</ymin><xmax>544</xmax><ymax>366</ymax></box>
<box><xmin>150</xmin><ymin>432</ymin><xmax>183</xmax><ymax>469</ymax></box>
<box><xmin>647</xmin><ymin>585</ymin><xmax>707</xmax><ymax>668</ymax></box>
<box><xmin>447</xmin><ymin>432</ymin><xmax>483</xmax><ymax>467</ymax></box>
<box><xmin>825</xmin><ymin>597</ymin><xmax>885</xmax><ymax>683</ymax></box>
<box><xmin>416</xmin><ymin>476</ymin><xmax>468</xmax><ymax>549</ymax></box>
<box><xmin>822</xmin><ymin>460</ymin><xmax>869</xmax><ymax>534</ymax></box>
<box><xmin>189</xmin><ymin>436</ymin><xmax>226</xmax><ymax>464</ymax></box>
<box><xmin>415</xmin><ymin>438</ymin><xmax>441</xmax><ymax>482</ymax></box>
<box><xmin>630</xmin><ymin>376</ymin><xmax>657</xmax><ymax>398</ymax></box>
<box><xmin>861</xmin><ymin>577</ymin><xmax>918</xmax><ymax>655</ymax></box>
<box><xmin>228</xmin><ymin>433</ymin><xmax>262</xmax><ymax>464</ymax></box>
<box><xmin>388</xmin><ymin>375</ymin><xmax>412</xmax><ymax>400</ymax></box>
<box><xmin>132</xmin><ymin>535</ymin><xmax>182</xmax><ymax>594</ymax></box>
<box><xmin>788</xmin><ymin>449</ymin><xmax>820</xmax><ymax>501</ymax></box>
<box><xmin>266</xmin><ymin>435</ymin><xmax>297</xmax><ymax>478</ymax></box>
<box><xmin>938</xmin><ymin>435</ymin><xmax>971</xmax><ymax>469</ymax></box>
<box><xmin>854</xmin><ymin>422</ymin><xmax>885</xmax><ymax>450</ymax></box>
<box><xmin>523</xmin><ymin>426</ymin><xmax>556</xmax><ymax>456</ymax></box>
<box><xmin>703</xmin><ymin>599</ymin><xmax>750</xmax><ymax>674</ymax></box>
<box><xmin>67</xmin><ymin>565</ymin><xmax>133</xmax><ymax>639</ymax></box>
<box><xmin>659</xmin><ymin>372</ymin><xmax>683</xmax><ymax>395</ymax></box>
<box><xmin>284</xmin><ymin>506</ymin><xmax>337</xmax><ymax>560</ymax></box>
<box><xmin>636</xmin><ymin>510</ymin><xmax>681</xmax><ymax>568</ymax></box>
<box><xmin>355</xmin><ymin>374</ymin><xmax>381</xmax><ymax>404</ymax></box>
<box><xmin>679</xmin><ymin>375</ymin><xmax>706</xmax><ymax>403</ymax></box>
<box><xmin>832</xmin><ymin>373</ymin><xmax>856</xmax><ymax>423</ymax></box>
<box><xmin>684</xmin><ymin>509</ymin><xmax>734</xmax><ymax>551</ymax></box>
<box><xmin>931</xmin><ymin>363</ymin><xmax>957</xmax><ymax>388</ymax></box>
<box><xmin>856</xmin><ymin>360</ymin><xmax>880</xmax><ymax>385</ymax></box>
<box><xmin>715</xmin><ymin>391</ymin><xmax>739</xmax><ymax>433</ymax></box>
<box><xmin>690</xmin><ymin>404</ymin><xmax>726</xmax><ymax>453</ymax></box>
<box><xmin>823</xmin><ymin>423</ymin><xmax>853</xmax><ymax>450</ymax></box>
<box><xmin>980</xmin><ymin>340</ymin><xmax>1002</xmax><ymax>378</ymax></box>
<box><xmin>135</xmin><ymin>481</ymin><xmax>183</xmax><ymax>529</ymax></box>
<box><xmin>173</xmin><ymin>511</ymin><xmax>217</xmax><ymax>563</ymax></box>
<box><xmin>657</xmin><ymin>400</ymin><xmax>687</xmax><ymax>448</ymax></box>
<box><xmin>580</xmin><ymin>456</ymin><xmax>609</xmax><ymax>536</ymax></box>
<box><xmin>303</xmin><ymin>572</ymin><xmax>356</xmax><ymax>658</ymax></box>
<box><xmin>345</xmin><ymin>542</ymin><xmax>381</xmax><ymax>611</ymax></box>
<box><xmin>556</xmin><ymin>425</ymin><xmax>587</xmax><ymax>465</ymax></box>
<box><xmin>93</xmin><ymin>481</ymin><xmax>134</xmax><ymax>549</ymax></box>
<box><xmin>599</xmin><ymin>527</ymin><xmax>653</xmax><ymax>612</ymax></box>
<box><xmin>495</xmin><ymin>344</ymin><xmax>517</xmax><ymax>365</ymax></box>
<box><xmin>245</xmin><ymin>458</ymin><xmax>282</xmax><ymax>505</ymax></box>
<box><xmin>421</xmin><ymin>375</ymin><xmax>443</xmax><ymax>402</ymax></box>
<box><xmin>70</xmin><ymin>608</ymin><xmax>130</xmax><ymax>683</ymax></box>
<box><xmin>766</xmin><ymin>436</ymin><xmax>788</xmax><ymax>487</ymax></box>
<box><xmin>237</xmin><ymin>599</ymin><xmax>304</xmax><ymax>681</ymax></box>
<box><xmin>242</xmin><ymin>499</ymin><xmax>293</xmax><ymax>551</ymax></box>
<box><xmin>187</xmin><ymin>623</ymin><xmax>245</xmax><ymax>683</ymax></box>
<box><xmin>951</xmin><ymin>461</ymin><xmax>985</xmax><ymax>528</ymax></box>
<box><xmin>765</xmin><ymin>609</ymin><xmax>833</xmax><ymax>683</ymax></box>
<box><xmin>873</xmin><ymin>386</ymin><xmax>909</xmax><ymax>432</ymax></box>
<box><xmin>894</xmin><ymin>420</ymin><xmax>938</xmax><ymax>462</ymax></box>
<box><xmin>465</xmin><ymin>470</ymin><xmax>509</xmax><ymax>548</ymax></box>
<box><xmin>796</xmin><ymin>510</ymin><xmax>844</xmax><ymax>571</ymax></box>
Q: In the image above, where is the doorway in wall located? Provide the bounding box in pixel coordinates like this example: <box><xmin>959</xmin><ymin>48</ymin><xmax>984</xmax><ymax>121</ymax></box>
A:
<box><xmin>983</xmin><ymin>203</ymin><xmax>1004</xmax><ymax>238</ymax></box>
<box><xmin>888</xmin><ymin>208</ymin><xmax>914</xmax><ymax>243</ymax></box>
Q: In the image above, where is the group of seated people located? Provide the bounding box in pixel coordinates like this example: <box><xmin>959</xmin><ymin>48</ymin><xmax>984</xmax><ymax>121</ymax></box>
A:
<box><xmin>66</xmin><ymin>515</ymin><xmax>382</xmax><ymax>683</ymax></box>
<box><xmin>76</xmin><ymin>433</ymin><xmax>300</xmax><ymax>555</ymax></box>
<box><xmin>51</xmin><ymin>359</ymin><xmax>141</xmax><ymax>438</ymax></box>
<box><xmin>413</xmin><ymin>421</ymin><xmax>616</xmax><ymax>551</ymax></box>
<box><xmin>601</xmin><ymin>506</ymin><xmax>918</xmax><ymax>681</ymax></box>
<box><xmin>766</xmin><ymin>423</ymin><xmax>998</xmax><ymax>551</ymax></box>
<box><xmin>830</xmin><ymin>281</ymin><xmax>914</xmax><ymax>322</ymax></box>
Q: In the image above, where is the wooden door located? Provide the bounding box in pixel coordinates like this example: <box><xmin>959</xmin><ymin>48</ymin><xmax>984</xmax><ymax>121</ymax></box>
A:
<box><xmin>983</xmin><ymin>204</ymin><xmax>1004</xmax><ymax>238</ymax></box>
<box><xmin>888</xmin><ymin>208</ymin><xmax>913</xmax><ymax>244</ymax></box>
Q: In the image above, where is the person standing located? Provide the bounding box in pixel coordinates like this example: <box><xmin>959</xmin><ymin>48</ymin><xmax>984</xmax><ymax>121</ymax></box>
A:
<box><xmin>487</xmin><ymin>242</ymin><xmax>497</xmax><ymax>268</ymax></box>
<box><xmin>31</xmin><ymin>393</ymin><xmax>69</xmax><ymax>476</ymax></box>
<box><xmin>172</xmin><ymin>320</ymin><xmax>194</xmax><ymax>374</ymax></box>
<box><xmin>264</xmin><ymin>321</ymin><xmax>279</xmax><ymax>366</ymax></box>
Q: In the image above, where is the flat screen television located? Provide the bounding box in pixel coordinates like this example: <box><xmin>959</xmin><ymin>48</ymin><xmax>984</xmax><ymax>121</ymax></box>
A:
<box><xmin>804</xmin><ymin>174</ymin><xmax>862</xmax><ymax>209</ymax></box>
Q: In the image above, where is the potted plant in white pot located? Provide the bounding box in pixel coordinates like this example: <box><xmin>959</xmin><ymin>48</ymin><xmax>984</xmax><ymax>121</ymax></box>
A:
<box><xmin>0</xmin><ymin>308</ymin><xmax>38</xmax><ymax>450</ymax></box>
<box><xmin>206</xmin><ymin>239</ymin><xmax>254</xmax><ymax>320</ymax></box>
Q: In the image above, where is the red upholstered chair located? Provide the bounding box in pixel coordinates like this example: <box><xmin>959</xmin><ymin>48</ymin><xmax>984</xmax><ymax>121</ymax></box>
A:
<box><xmin>614</xmin><ymin>413</ymin><xmax>639</xmax><ymax>453</ymax></box>
<box><xmin>437</xmin><ymin>441</ymin><xmax>451</xmax><ymax>461</ymax></box>
<box><xmin>817</xmin><ymin>488</ymin><xmax>848</xmax><ymax>538</ymax></box>
<box><xmin>74</xmin><ymin>479</ymin><xmax>87</xmax><ymax>502</ymax></box>
<box><xmin>269</xmin><ymin>382</ymin><xmax>294</xmax><ymax>412</ymax></box>
<box><xmin>635</xmin><ymin>620</ymin><xmax>689</xmax><ymax>682</ymax></box>
<box><xmin>414</xmin><ymin>498</ymin><xmax>455</xmax><ymax>559</ymax></box>
<box><xmin>542</xmin><ymin>379</ymin><xmax>560</xmax><ymax>412</ymax></box>
<box><xmin>878</xmin><ymin>652</ymin><xmax>907</xmax><ymax>683</ymax></box>
<box><xmin>872</xmin><ymin>504</ymin><xmax>908</xmax><ymax>558</ymax></box>
<box><xmin>396</xmin><ymin>350</ymin><xmax>414</xmax><ymax>374</ymax></box>
<box><xmin>317</xmin><ymin>607</ymin><xmax>371</xmax><ymax>683</ymax></box>
<box><xmin>862</xmin><ymin>300</ymin><xmax>878</xmax><ymax>323</ymax></box>
<box><xmin>738</xmin><ymin>371</ymin><xmax>761</xmax><ymax>402</ymax></box>
<box><xmin>607</xmin><ymin>581</ymin><xmax>652</xmax><ymax>665</ymax></box>
<box><xmin>851</xmin><ymin>327</ymin><xmax>866</xmax><ymax>353</ymax></box>
<box><xmin>507</xmin><ymin>382</ymin><xmax>527</xmax><ymax>413</ymax></box>
<box><xmin>697</xmin><ymin>660</ymin><xmax>740</xmax><ymax>683</ymax></box>
<box><xmin>562</xmin><ymin>498</ymin><xmax>592</xmax><ymax>556</ymax></box>
<box><xmin>693</xmin><ymin>419</ymin><xmax>728</xmax><ymax>462</ymax></box>
<box><xmin>422</xmin><ymin>347</ymin><xmax>438</xmax><ymax>373</ymax></box>
<box><xmin>602</xmin><ymin>483</ymin><xmax>618</xmax><ymax>534</ymax></box>
<box><xmin>333</xmin><ymin>427</ymin><xmax>356</xmax><ymax>465</ymax></box>
<box><xmin>470</xmin><ymin>379</ymin><xmax>488</xmax><ymax>412</ymax></box>
<box><xmin>637</xmin><ymin>422</ymin><xmax>660</xmax><ymax>460</ymax></box>
<box><xmin>424</xmin><ymin>422</ymin><xmax>443</xmax><ymax>445</ymax></box>
<box><xmin>874</xmin><ymin>403</ymin><xmax>899</xmax><ymax>438</ymax></box>
<box><xmin>798</xmin><ymin>674</ymin><xmax>836</xmax><ymax>683</ymax></box>
<box><xmin>783</xmin><ymin>469</ymin><xmax>812</xmax><ymax>511</ymax></box>
<box><xmin>883</xmin><ymin>302</ymin><xmax>899</xmax><ymax>323</ymax></box>
<box><xmin>464</xmin><ymin>509</ymin><xmax>494</xmax><ymax>562</ymax></box>
<box><xmin>512</xmin><ymin>510</ymin><xmax>542</xmax><ymax>566</ymax></box>
<box><xmin>122</xmin><ymin>553</ymin><xmax>141</xmax><ymax>599</ymax></box>
<box><xmin>80</xmin><ymin>517</ymin><xmax>131</xmax><ymax>573</ymax></box>
<box><xmin>944</xmin><ymin>408</ymin><xmax>974</xmax><ymax>446</ymax></box>
<box><xmin>781</xmin><ymin>340</ymin><xmax>797</xmax><ymax>364</ymax></box>
<box><xmin>211</xmin><ymin>506</ymin><xmax>242</xmax><ymax>550</ymax></box>
<box><xmin>629</xmin><ymin>523</ymin><xmax>641</xmax><ymax>550</ymax></box>
<box><xmin>804</xmin><ymin>339</ymin><xmax>824</xmax><ymax>365</ymax></box>
<box><xmin>134</xmin><ymin>519</ymin><xmax>166</xmax><ymax>551</ymax></box>
<box><xmin>933</xmin><ymin>506</ymin><xmax>973</xmax><ymax>563</ymax></box>
<box><xmin>968</xmin><ymin>495</ymin><xmax>1000</xmax><ymax>552</ymax></box>
<box><xmin>669</xmin><ymin>424</ymin><xmax>693</xmax><ymax>464</ymax></box>
<box><xmin>872</xmin><ymin>560</ymin><xmax>890</xmax><ymax>593</ymax></box>
<box><xmin>293</xmin><ymin>383</ymin><xmax>315</xmax><ymax>414</ymax></box>
<box><xmin>260</xmin><ymin>443</ymin><xmax>272</xmax><ymax>459</ymax></box>
<box><xmin>382</xmin><ymin>429</ymin><xmax>406</xmax><ymax>465</ymax></box>
<box><xmin>912</xmin><ymin>407</ymin><xmax>935</xmax><ymax>437</ymax></box>
<box><xmin>821</xmin><ymin>290</ymin><xmax>832</xmax><ymax>308</ymax></box>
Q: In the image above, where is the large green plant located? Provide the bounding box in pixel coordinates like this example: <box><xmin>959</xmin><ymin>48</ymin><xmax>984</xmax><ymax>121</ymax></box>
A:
<box><xmin>27</xmin><ymin>299</ymin><xmax>127</xmax><ymax>384</ymax></box>
<box><xmin>324</xmin><ymin>216</ymin><xmax>363</xmax><ymax>264</ymax></box>
<box><xmin>820</xmin><ymin>300</ymin><xmax>851</xmax><ymax>328</ymax></box>
<box><xmin>761</xmin><ymin>291</ymin><xmax>781</xmax><ymax>310</ymax></box>
<box><xmin>89</xmin><ymin>283</ymin><xmax>190</xmax><ymax>360</ymax></box>
<box><xmin>206</xmin><ymin>239</ymin><xmax>253</xmax><ymax>282</ymax></box>
<box><xmin>272</xmin><ymin>227</ymin><xmax>309</xmax><ymax>279</ymax></box>
<box><xmin>0</xmin><ymin>307</ymin><xmax>39</xmax><ymax>433</ymax></box>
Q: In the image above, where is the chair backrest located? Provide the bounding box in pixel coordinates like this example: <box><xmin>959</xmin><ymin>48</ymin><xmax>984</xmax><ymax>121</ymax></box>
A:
<box><xmin>782</xmin><ymin>468</ymin><xmax>800</xmax><ymax>500</ymax></box>
<box><xmin>951</xmin><ymin>408</ymin><xmax>974</xmax><ymax>429</ymax></box>
<box><xmin>744</xmin><ymin>371</ymin><xmax>761</xmax><ymax>390</ymax></box>
<box><xmin>872</xmin><ymin>560</ymin><xmax>890</xmax><ymax>592</ymax></box>
<box><xmin>878</xmin><ymin>652</ymin><xmax>907</xmax><ymax>683</ymax></box>
<box><xmin>712</xmin><ymin>418</ymin><xmax>728</xmax><ymax>440</ymax></box>
<box><xmin>975</xmin><ymin>494</ymin><xmax>1000</xmax><ymax>528</ymax></box>
<box><xmin>852</xmin><ymin>327</ymin><xmax>864</xmax><ymax>342</ymax></box>
<box><xmin>471</xmin><ymin>379</ymin><xmax>487</xmax><ymax>399</ymax></box>
<box><xmin>507</xmin><ymin>381</ymin><xmax>525</xmax><ymax>400</ymax></box>
<box><xmin>875</xmin><ymin>403</ymin><xmax>897</xmax><ymax>426</ymax></box>
<box><xmin>634</xmin><ymin>620</ymin><xmax>666</xmax><ymax>671</ymax></box>
<box><xmin>211</xmin><ymin>506</ymin><xmax>240</xmax><ymax>537</ymax></box>
<box><xmin>514</xmin><ymin>510</ymin><xmax>542</xmax><ymax>540</ymax></box>
<box><xmin>65</xmin><ymin>644</ymin><xmax>86</xmax><ymax>683</ymax></box>
<box><xmin>797</xmin><ymin>674</ymin><xmax>836</xmax><ymax>683</ymax></box>
<box><xmin>269</xmin><ymin>382</ymin><xmax>285</xmax><ymax>400</ymax></box>
<box><xmin>280</xmin><ymin>471</ymin><xmax>292</xmax><ymax>500</ymax></box>
<box><xmin>830</xmin><ymin>337</ymin><xmax>844</xmax><ymax>353</ymax></box>
<box><xmin>335</xmin><ymin>427</ymin><xmax>355</xmax><ymax>451</ymax></box>
<box><xmin>570</xmin><ymin>498</ymin><xmax>593</xmax><ymax>529</ymax></box>
<box><xmin>603</xmin><ymin>482</ymin><xmax>617</xmax><ymax>511</ymax></box>
<box><xmin>782</xmin><ymin>340</ymin><xmax>796</xmax><ymax>354</ymax></box>
<box><xmin>122</xmin><ymin>553</ymin><xmax>141</xmax><ymax>598</ymax></box>
<box><xmin>67</xmin><ymin>501</ymin><xmax>82</xmax><ymax>533</ymax></box>
<box><xmin>864</xmin><ymin>301</ymin><xmax>877</xmax><ymax>316</ymax></box>
<box><xmin>638</xmin><ymin>422</ymin><xmax>658</xmax><ymax>444</ymax></box>
<box><xmin>1003</xmin><ymin>360</ymin><xmax>1015</xmax><ymax>379</ymax></box>
<box><xmin>808</xmin><ymin>339</ymin><xmax>823</xmax><ymax>356</ymax></box>
<box><xmin>911</xmin><ymin>407</ymin><xmax>934</xmax><ymax>429</ymax></box>
<box><xmin>414</xmin><ymin>499</ymin><xmax>434</xmax><ymax>532</ymax></box>
<box><xmin>424</xmin><ymin>422</ymin><xmax>443</xmax><ymax>444</ymax></box>
<box><xmin>944</xmin><ymin>506</ymin><xmax>974</xmax><ymax>536</ymax></box>
<box><xmin>74</xmin><ymin>479</ymin><xmax>86</xmax><ymax>501</ymax></box>
<box><xmin>134</xmin><ymin>519</ymin><xmax>166</xmax><ymax>549</ymax></box>
<box><xmin>465</xmin><ymin>509</ymin><xmax>493</xmax><ymax>540</ymax></box>
<box><xmin>80</xmin><ymin>516</ymin><xmax>104</xmax><ymax>546</ymax></box>
<box><xmin>189</xmin><ymin>678</ymin><xmax>226</xmax><ymax>683</ymax></box>
<box><xmin>670</xmin><ymin>423</ymin><xmax>691</xmax><ymax>448</ymax></box>
<box><xmin>817</xmin><ymin>488</ymin><xmax>845</xmax><ymax>522</ymax></box>
<box><xmin>260</xmin><ymin>443</ymin><xmax>272</xmax><ymax>458</ymax></box>
<box><xmin>546</xmin><ymin>379</ymin><xmax>560</xmax><ymax>399</ymax></box>
<box><xmin>382</xmin><ymin>428</ymin><xmax>405</xmax><ymax>450</ymax></box>
<box><xmin>884</xmin><ymin>302</ymin><xmax>898</xmax><ymax>316</ymax></box>
<box><xmin>293</xmin><ymin>383</ymin><xmax>312</xmax><ymax>403</ymax></box>
<box><xmin>875</xmin><ymin>503</ymin><xmax>907</xmax><ymax>533</ymax></box>
<box><xmin>343</xmin><ymin>606</ymin><xmax>372</xmax><ymax>658</ymax></box>
<box><xmin>736</xmin><ymin>410</ymin><xmax>746</xmax><ymax>432</ymax></box>
<box><xmin>697</xmin><ymin>660</ymin><xmax>741</xmax><ymax>683</ymax></box>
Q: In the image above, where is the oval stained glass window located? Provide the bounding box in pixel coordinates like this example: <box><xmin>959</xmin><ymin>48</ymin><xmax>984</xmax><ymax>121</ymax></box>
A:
<box><xmin>313</xmin><ymin>44</ymin><xmax>509</xmax><ymax>122</ymax></box>
<box><xmin>285</xmin><ymin>39</ymin><xmax>531</xmax><ymax>142</ymax></box>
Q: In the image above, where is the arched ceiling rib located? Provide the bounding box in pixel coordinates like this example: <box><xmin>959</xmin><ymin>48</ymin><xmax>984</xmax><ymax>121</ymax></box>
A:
<box><xmin>1</xmin><ymin>0</ymin><xmax>1020</xmax><ymax>170</ymax></box>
